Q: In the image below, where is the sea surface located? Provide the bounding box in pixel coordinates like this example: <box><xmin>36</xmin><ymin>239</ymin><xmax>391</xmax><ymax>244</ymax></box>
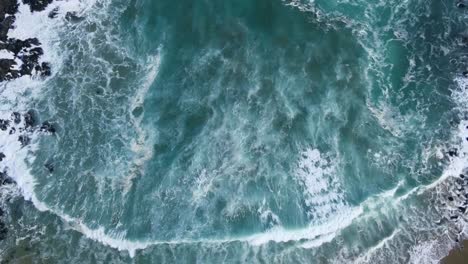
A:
<box><xmin>1</xmin><ymin>0</ymin><xmax>468</xmax><ymax>263</ymax></box>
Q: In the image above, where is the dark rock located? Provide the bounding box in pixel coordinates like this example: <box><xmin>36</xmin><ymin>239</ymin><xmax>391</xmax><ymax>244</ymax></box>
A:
<box><xmin>0</xmin><ymin>58</ymin><xmax>16</xmax><ymax>81</ymax></box>
<box><xmin>9</xmin><ymin>127</ymin><xmax>15</xmax><ymax>134</ymax></box>
<box><xmin>0</xmin><ymin>170</ymin><xmax>13</xmax><ymax>185</ymax></box>
<box><xmin>22</xmin><ymin>0</ymin><xmax>53</xmax><ymax>12</ymax></box>
<box><xmin>0</xmin><ymin>152</ymin><xmax>4</xmax><ymax>162</ymax></box>
<box><xmin>459</xmin><ymin>207</ymin><xmax>467</xmax><ymax>214</ymax></box>
<box><xmin>0</xmin><ymin>15</ymin><xmax>15</xmax><ymax>41</ymax></box>
<box><xmin>44</xmin><ymin>163</ymin><xmax>53</xmax><ymax>173</ymax></box>
<box><xmin>48</xmin><ymin>6</ymin><xmax>58</xmax><ymax>18</ymax></box>
<box><xmin>11</xmin><ymin>112</ymin><xmax>20</xmax><ymax>124</ymax></box>
<box><xmin>40</xmin><ymin>121</ymin><xmax>55</xmax><ymax>133</ymax></box>
<box><xmin>450</xmin><ymin>119</ymin><xmax>460</xmax><ymax>127</ymax></box>
<box><xmin>29</xmin><ymin>46</ymin><xmax>43</xmax><ymax>56</ymax></box>
<box><xmin>451</xmin><ymin>215</ymin><xmax>459</xmax><ymax>220</ymax></box>
<box><xmin>0</xmin><ymin>3</ymin><xmax>51</xmax><ymax>83</ymax></box>
<box><xmin>40</xmin><ymin>62</ymin><xmax>51</xmax><ymax>76</ymax></box>
<box><xmin>0</xmin><ymin>221</ymin><xmax>6</xmax><ymax>240</ymax></box>
<box><xmin>18</xmin><ymin>135</ymin><xmax>30</xmax><ymax>146</ymax></box>
<box><xmin>461</xmin><ymin>174</ymin><xmax>465</xmax><ymax>179</ymax></box>
<box><xmin>24</xmin><ymin>110</ymin><xmax>35</xmax><ymax>128</ymax></box>
<box><xmin>458</xmin><ymin>0</ymin><xmax>468</xmax><ymax>8</ymax></box>
<box><xmin>7</xmin><ymin>38</ymin><xmax>40</xmax><ymax>55</ymax></box>
<box><xmin>34</xmin><ymin>61</ymin><xmax>51</xmax><ymax>77</ymax></box>
<box><xmin>448</xmin><ymin>149</ymin><xmax>459</xmax><ymax>157</ymax></box>
<box><xmin>65</xmin><ymin>12</ymin><xmax>84</xmax><ymax>23</ymax></box>
<box><xmin>96</xmin><ymin>88</ymin><xmax>104</xmax><ymax>95</ymax></box>
<box><xmin>0</xmin><ymin>0</ymin><xmax>18</xmax><ymax>21</ymax></box>
<box><xmin>0</xmin><ymin>119</ymin><xmax>9</xmax><ymax>130</ymax></box>
<box><xmin>449</xmin><ymin>196</ymin><xmax>454</xmax><ymax>201</ymax></box>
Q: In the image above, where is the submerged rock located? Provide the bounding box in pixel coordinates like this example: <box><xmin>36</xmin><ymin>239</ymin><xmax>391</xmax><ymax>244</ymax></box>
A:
<box><xmin>448</xmin><ymin>149</ymin><xmax>459</xmax><ymax>157</ymax></box>
<box><xmin>24</xmin><ymin>110</ymin><xmax>35</xmax><ymax>129</ymax></box>
<box><xmin>0</xmin><ymin>170</ymin><xmax>13</xmax><ymax>185</ymax></box>
<box><xmin>459</xmin><ymin>207</ymin><xmax>467</xmax><ymax>214</ymax></box>
<box><xmin>0</xmin><ymin>15</ymin><xmax>15</xmax><ymax>41</ymax></box>
<box><xmin>39</xmin><ymin>62</ymin><xmax>51</xmax><ymax>76</ymax></box>
<box><xmin>45</xmin><ymin>163</ymin><xmax>54</xmax><ymax>173</ymax></box>
<box><xmin>11</xmin><ymin>112</ymin><xmax>20</xmax><ymax>124</ymax></box>
<box><xmin>0</xmin><ymin>59</ymin><xmax>17</xmax><ymax>81</ymax></box>
<box><xmin>457</xmin><ymin>1</ymin><xmax>468</xmax><ymax>8</ymax></box>
<box><xmin>40</xmin><ymin>121</ymin><xmax>55</xmax><ymax>133</ymax></box>
<box><xmin>18</xmin><ymin>135</ymin><xmax>30</xmax><ymax>146</ymax></box>
<box><xmin>0</xmin><ymin>221</ymin><xmax>6</xmax><ymax>240</ymax></box>
<box><xmin>0</xmin><ymin>119</ymin><xmax>9</xmax><ymax>131</ymax></box>
<box><xmin>65</xmin><ymin>12</ymin><xmax>84</xmax><ymax>23</ymax></box>
<box><xmin>48</xmin><ymin>6</ymin><xmax>58</xmax><ymax>18</ymax></box>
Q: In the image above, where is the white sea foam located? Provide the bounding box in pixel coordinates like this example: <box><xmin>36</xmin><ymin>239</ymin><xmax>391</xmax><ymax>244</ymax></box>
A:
<box><xmin>288</xmin><ymin>148</ymin><xmax>364</xmax><ymax>248</ymax></box>
<box><xmin>408</xmin><ymin>239</ymin><xmax>452</xmax><ymax>264</ymax></box>
<box><xmin>0</xmin><ymin>0</ymin><xmax>171</xmax><ymax>257</ymax></box>
<box><xmin>0</xmin><ymin>0</ymin><xmax>161</xmax><ymax>258</ymax></box>
<box><xmin>192</xmin><ymin>169</ymin><xmax>215</xmax><ymax>203</ymax></box>
<box><xmin>411</xmin><ymin>77</ymin><xmax>468</xmax><ymax>196</ymax></box>
<box><xmin>122</xmin><ymin>50</ymin><xmax>162</xmax><ymax>193</ymax></box>
<box><xmin>7</xmin><ymin>0</ymin><xmax>467</xmax><ymax>260</ymax></box>
<box><xmin>0</xmin><ymin>49</ymin><xmax>14</xmax><ymax>60</ymax></box>
<box><xmin>296</xmin><ymin>148</ymin><xmax>350</xmax><ymax>221</ymax></box>
<box><xmin>10</xmin><ymin>0</ymin><xmax>96</xmax><ymax>75</ymax></box>
<box><xmin>247</xmin><ymin>206</ymin><xmax>362</xmax><ymax>247</ymax></box>
<box><xmin>257</xmin><ymin>199</ymin><xmax>282</xmax><ymax>228</ymax></box>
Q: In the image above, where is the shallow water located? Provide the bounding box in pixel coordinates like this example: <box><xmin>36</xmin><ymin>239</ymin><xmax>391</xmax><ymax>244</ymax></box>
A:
<box><xmin>1</xmin><ymin>0</ymin><xmax>468</xmax><ymax>263</ymax></box>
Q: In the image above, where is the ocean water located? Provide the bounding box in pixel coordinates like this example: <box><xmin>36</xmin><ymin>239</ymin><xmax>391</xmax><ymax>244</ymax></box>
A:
<box><xmin>1</xmin><ymin>0</ymin><xmax>468</xmax><ymax>263</ymax></box>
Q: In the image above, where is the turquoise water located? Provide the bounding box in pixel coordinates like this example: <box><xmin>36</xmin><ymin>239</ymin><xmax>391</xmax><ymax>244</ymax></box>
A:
<box><xmin>1</xmin><ymin>0</ymin><xmax>468</xmax><ymax>263</ymax></box>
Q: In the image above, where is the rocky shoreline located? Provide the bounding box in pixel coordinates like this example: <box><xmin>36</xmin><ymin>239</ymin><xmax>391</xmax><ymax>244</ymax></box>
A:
<box><xmin>0</xmin><ymin>0</ymin><xmax>53</xmax><ymax>82</ymax></box>
<box><xmin>0</xmin><ymin>110</ymin><xmax>56</xmax><ymax>241</ymax></box>
<box><xmin>0</xmin><ymin>0</ymin><xmax>55</xmax><ymax>242</ymax></box>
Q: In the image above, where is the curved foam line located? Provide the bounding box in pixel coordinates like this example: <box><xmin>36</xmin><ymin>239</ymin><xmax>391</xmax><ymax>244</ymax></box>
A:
<box><xmin>1</xmin><ymin>130</ymin><xmax>365</xmax><ymax>257</ymax></box>
<box><xmin>35</xmin><ymin>201</ymin><xmax>363</xmax><ymax>257</ymax></box>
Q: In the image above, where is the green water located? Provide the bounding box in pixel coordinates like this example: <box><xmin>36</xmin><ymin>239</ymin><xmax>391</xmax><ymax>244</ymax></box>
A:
<box><xmin>1</xmin><ymin>0</ymin><xmax>468</xmax><ymax>263</ymax></box>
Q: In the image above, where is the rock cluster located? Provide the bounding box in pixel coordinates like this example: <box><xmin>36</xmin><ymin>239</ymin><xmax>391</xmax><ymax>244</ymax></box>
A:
<box><xmin>0</xmin><ymin>0</ymin><xmax>53</xmax><ymax>81</ymax></box>
<box><xmin>0</xmin><ymin>110</ymin><xmax>56</xmax><ymax>241</ymax></box>
<box><xmin>0</xmin><ymin>0</ymin><xmax>56</xmax><ymax>241</ymax></box>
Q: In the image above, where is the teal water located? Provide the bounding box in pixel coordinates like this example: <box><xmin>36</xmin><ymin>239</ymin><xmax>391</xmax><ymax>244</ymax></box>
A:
<box><xmin>1</xmin><ymin>0</ymin><xmax>468</xmax><ymax>263</ymax></box>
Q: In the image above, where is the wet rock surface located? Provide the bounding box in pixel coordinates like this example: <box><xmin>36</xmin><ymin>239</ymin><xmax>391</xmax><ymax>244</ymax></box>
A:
<box><xmin>0</xmin><ymin>0</ymin><xmax>56</xmax><ymax>241</ymax></box>
<box><xmin>22</xmin><ymin>0</ymin><xmax>53</xmax><ymax>12</ymax></box>
<box><xmin>0</xmin><ymin>110</ymin><xmax>56</xmax><ymax>241</ymax></box>
<box><xmin>0</xmin><ymin>0</ymin><xmax>54</xmax><ymax>82</ymax></box>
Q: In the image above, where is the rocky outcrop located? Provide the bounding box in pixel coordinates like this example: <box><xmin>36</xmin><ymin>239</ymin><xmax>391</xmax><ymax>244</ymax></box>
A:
<box><xmin>0</xmin><ymin>0</ymin><xmax>56</xmax><ymax>242</ymax></box>
<box><xmin>22</xmin><ymin>0</ymin><xmax>53</xmax><ymax>12</ymax></box>
<box><xmin>0</xmin><ymin>0</ymin><xmax>54</xmax><ymax>82</ymax></box>
<box><xmin>0</xmin><ymin>110</ymin><xmax>56</xmax><ymax>241</ymax></box>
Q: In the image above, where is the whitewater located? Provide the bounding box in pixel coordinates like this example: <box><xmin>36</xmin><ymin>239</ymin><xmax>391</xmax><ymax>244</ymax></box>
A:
<box><xmin>2</xmin><ymin>0</ymin><xmax>468</xmax><ymax>263</ymax></box>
